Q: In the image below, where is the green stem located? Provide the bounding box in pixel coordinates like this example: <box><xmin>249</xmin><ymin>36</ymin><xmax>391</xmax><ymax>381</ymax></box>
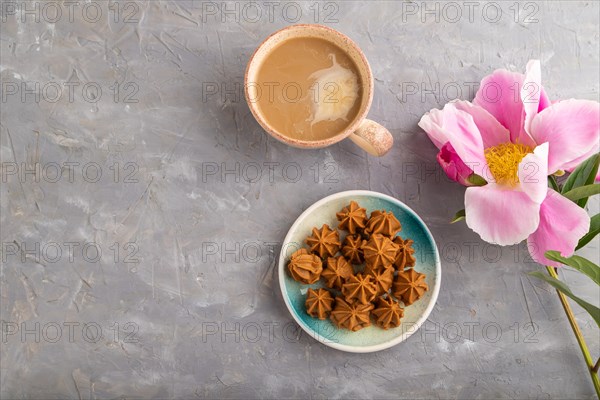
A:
<box><xmin>594</xmin><ymin>358</ymin><xmax>600</xmax><ymax>374</ymax></box>
<box><xmin>546</xmin><ymin>266</ymin><xmax>600</xmax><ymax>398</ymax></box>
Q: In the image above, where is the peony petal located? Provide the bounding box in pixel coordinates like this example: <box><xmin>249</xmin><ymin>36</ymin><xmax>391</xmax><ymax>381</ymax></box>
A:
<box><xmin>522</xmin><ymin>60</ymin><xmax>543</xmax><ymax>135</ymax></box>
<box><xmin>518</xmin><ymin>142</ymin><xmax>549</xmax><ymax>204</ymax></box>
<box><xmin>474</xmin><ymin>68</ymin><xmax>535</xmax><ymax>146</ymax></box>
<box><xmin>452</xmin><ymin>101</ymin><xmax>510</xmax><ymax>148</ymax></box>
<box><xmin>527</xmin><ymin>189</ymin><xmax>591</xmax><ymax>267</ymax></box>
<box><xmin>437</xmin><ymin>142</ymin><xmax>476</xmax><ymax>186</ymax></box>
<box><xmin>538</xmin><ymin>87</ymin><xmax>551</xmax><ymax>113</ymax></box>
<box><xmin>529</xmin><ymin>99</ymin><xmax>600</xmax><ymax>173</ymax></box>
<box><xmin>560</xmin><ymin>141</ymin><xmax>600</xmax><ymax>174</ymax></box>
<box><xmin>418</xmin><ymin>107</ymin><xmax>448</xmax><ymax>149</ymax></box>
<box><xmin>419</xmin><ymin>101</ymin><xmax>511</xmax><ymax>153</ymax></box>
<box><xmin>465</xmin><ymin>184</ymin><xmax>542</xmax><ymax>246</ymax></box>
<box><xmin>440</xmin><ymin>103</ymin><xmax>488</xmax><ymax>176</ymax></box>
<box><xmin>473</xmin><ymin>67</ymin><xmax>549</xmax><ymax>147</ymax></box>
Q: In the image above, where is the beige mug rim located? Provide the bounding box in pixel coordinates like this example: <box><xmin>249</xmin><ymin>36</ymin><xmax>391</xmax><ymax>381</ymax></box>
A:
<box><xmin>244</xmin><ymin>24</ymin><xmax>374</xmax><ymax>149</ymax></box>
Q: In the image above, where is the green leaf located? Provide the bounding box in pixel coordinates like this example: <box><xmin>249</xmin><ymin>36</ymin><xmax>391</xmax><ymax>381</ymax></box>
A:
<box><xmin>467</xmin><ymin>174</ymin><xmax>487</xmax><ymax>186</ymax></box>
<box><xmin>577</xmin><ymin>214</ymin><xmax>600</xmax><ymax>250</ymax></box>
<box><xmin>528</xmin><ymin>271</ymin><xmax>600</xmax><ymax>327</ymax></box>
<box><xmin>562</xmin><ymin>153</ymin><xmax>600</xmax><ymax>207</ymax></box>
<box><xmin>562</xmin><ymin>153</ymin><xmax>599</xmax><ymax>193</ymax></box>
<box><xmin>544</xmin><ymin>251</ymin><xmax>600</xmax><ymax>285</ymax></box>
<box><xmin>450</xmin><ymin>209</ymin><xmax>465</xmax><ymax>224</ymax></box>
<box><xmin>548</xmin><ymin>175</ymin><xmax>560</xmax><ymax>192</ymax></box>
<box><xmin>562</xmin><ymin>184</ymin><xmax>600</xmax><ymax>202</ymax></box>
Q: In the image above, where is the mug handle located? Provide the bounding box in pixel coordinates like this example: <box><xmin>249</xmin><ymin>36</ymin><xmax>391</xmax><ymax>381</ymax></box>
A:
<box><xmin>348</xmin><ymin>119</ymin><xmax>394</xmax><ymax>157</ymax></box>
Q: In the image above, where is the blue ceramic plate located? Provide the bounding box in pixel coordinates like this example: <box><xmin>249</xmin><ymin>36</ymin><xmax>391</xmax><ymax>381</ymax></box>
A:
<box><xmin>278</xmin><ymin>190</ymin><xmax>441</xmax><ymax>353</ymax></box>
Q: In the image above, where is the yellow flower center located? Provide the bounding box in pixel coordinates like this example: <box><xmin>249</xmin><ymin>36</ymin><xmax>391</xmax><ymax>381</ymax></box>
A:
<box><xmin>484</xmin><ymin>142</ymin><xmax>533</xmax><ymax>185</ymax></box>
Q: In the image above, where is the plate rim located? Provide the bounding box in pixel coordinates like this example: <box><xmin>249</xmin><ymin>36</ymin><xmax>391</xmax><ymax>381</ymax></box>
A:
<box><xmin>278</xmin><ymin>189</ymin><xmax>441</xmax><ymax>353</ymax></box>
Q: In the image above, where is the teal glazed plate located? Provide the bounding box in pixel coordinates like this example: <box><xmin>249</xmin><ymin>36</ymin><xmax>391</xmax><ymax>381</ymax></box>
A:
<box><xmin>279</xmin><ymin>190</ymin><xmax>441</xmax><ymax>353</ymax></box>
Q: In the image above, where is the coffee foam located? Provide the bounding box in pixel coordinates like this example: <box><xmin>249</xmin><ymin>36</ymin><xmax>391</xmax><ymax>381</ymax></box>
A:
<box><xmin>308</xmin><ymin>54</ymin><xmax>360</xmax><ymax>126</ymax></box>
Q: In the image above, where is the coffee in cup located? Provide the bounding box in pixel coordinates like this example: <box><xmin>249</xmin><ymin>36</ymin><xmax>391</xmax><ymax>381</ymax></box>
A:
<box><xmin>245</xmin><ymin>24</ymin><xmax>393</xmax><ymax>156</ymax></box>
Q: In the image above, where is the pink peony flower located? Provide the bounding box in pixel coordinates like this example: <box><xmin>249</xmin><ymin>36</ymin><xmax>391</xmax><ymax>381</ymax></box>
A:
<box><xmin>419</xmin><ymin>60</ymin><xmax>599</xmax><ymax>267</ymax></box>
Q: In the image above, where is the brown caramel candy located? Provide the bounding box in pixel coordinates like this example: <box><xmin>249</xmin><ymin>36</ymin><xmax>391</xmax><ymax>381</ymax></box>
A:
<box><xmin>306</xmin><ymin>224</ymin><xmax>341</xmax><ymax>259</ymax></box>
<box><xmin>287</xmin><ymin>249</ymin><xmax>323</xmax><ymax>284</ymax></box>
<box><xmin>322</xmin><ymin>256</ymin><xmax>354</xmax><ymax>290</ymax></box>
<box><xmin>290</xmin><ymin>248</ymin><xmax>309</xmax><ymax>258</ymax></box>
<box><xmin>372</xmin><ymin>296</ymin><xmax>404</xmax><ymax>329</ymax></box>
<box><xmin>364</xmin><ymin>210</ymin><xmax>401</xmax><ymax>237</ymax></box>
<box><xmin>341</xmin><ymin>273</ymin><xmax>378</xmax><ymax>305</ymax></box>
<box><xmin>362</xmin><ymin>234</ymin><xmax>399</xmax><ymax>270</ymax></box>
<box><xmin>341</xmin><ymin>235</ymin><xmax>366</xmax><ymax>265</ymax></box>
<box><xmin>305</xmin><ymin>288</ymin><xmax>334</xmax><ymax>320</ymax></box>
<box><xmin>366</xmin><ymin>267</ymin><xmax>394</xmax><ymax>296</ymax></box>
<box><xmin>392</xmin><ymin>268</ymin><xmax>428</xmax><ymax>305</ymax></box>
<box><xmin>336</xmin><ymin>201</ymin><xmax>367</xmax><ymax>234</ymax></box>
<box><xmin>393</xmin><ymin>236</ymin><xmax>416</xmax><ymax>271</ymax></box>
<box><xmin>330</xmin><ymin>297</ymin><xmax>374</xmax><ymax>332</ymax></box>
<box><xmin>287</xmin><ymin>200</ymin><xmax>425</xmax><ymax>334</ymax></box>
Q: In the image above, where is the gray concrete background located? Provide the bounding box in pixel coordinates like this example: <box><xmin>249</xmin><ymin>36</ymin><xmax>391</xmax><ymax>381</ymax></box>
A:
<box><xmin>1</xmin><ymin>0</ymin><xmax>599</xmax><ymax>398</ymax></box>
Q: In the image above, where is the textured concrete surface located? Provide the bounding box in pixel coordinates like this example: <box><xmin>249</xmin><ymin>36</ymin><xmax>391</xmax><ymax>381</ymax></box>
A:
<box><xmin>1</xmin><ymin>1</ymin><xmax>599</xmax><ymax>398</ymax></box>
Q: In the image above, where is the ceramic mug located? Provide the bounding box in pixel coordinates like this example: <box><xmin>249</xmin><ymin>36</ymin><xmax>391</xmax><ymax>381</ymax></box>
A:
<box><xmin>244</xmin><ymin>24</ymin><xmax>394</xmax><ymax>157</ymax></box>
